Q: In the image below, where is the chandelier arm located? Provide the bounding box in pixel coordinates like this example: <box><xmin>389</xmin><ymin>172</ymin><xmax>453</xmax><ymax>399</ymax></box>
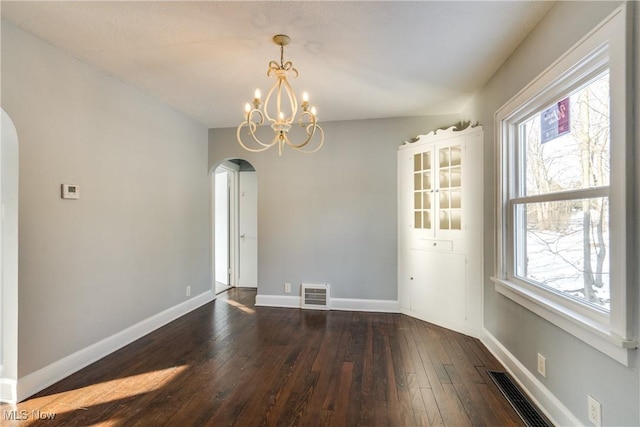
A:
<box><xmin>301</xmin><ymin>126</ymin><xmax>325</xmax><ymax>153</ymax></box>
<box><xmin>284</xmin><ymin>122</ymin><xmax>322</xmax><ymax>150</ymax></box>
<box><xmin>284</xmin><ymin>129</ymin><xmax>313</xmax><ymax>149</ymax></box>
<box><xmin>284</xmin><ymin>110</ymin><xmax>317</xmax><ymax>149</ymax></box>
<box><xmin>262</xmin><ymin>80</ymin><xmax>279</xmax><ymax>124</ymax></box>
<box><xmin>246</xmin><ymin>110</ymin><xmax>276</xmax><ymax>148</ymax></box>
<box><xmin>237</xmin><ymin>112</ymin><xmax>281</xmax><ymax>151</ymax></box>
<box><xmin>247</xmin><ymin>109</ymin><xmax>265</xmax><ymax>127</ymax></box>
<box><xmin>284</xmin><ymin>124</ymin><xmax>324</xmax><ymax>153</ymax></box>
<box><xmin>237</xmin><ymin>122</ymin><xmax>274</xmax><ymax>153</ymax></box>
<box><xmin>276</xmin><ymin>79</ymin><xmax>283</xmax><ymax>122</ymax></box>
<box><xmin>281</xmin><ymin>78</ymin><xmax>298</xmax><ymax>124</ymax></box>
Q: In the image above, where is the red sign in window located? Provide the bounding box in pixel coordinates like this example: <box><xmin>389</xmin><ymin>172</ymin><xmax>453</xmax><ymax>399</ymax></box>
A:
<box><xmin>541</xmin><ymin>97</ymin><xmax>570</xmax><ymax>144</ymax></box>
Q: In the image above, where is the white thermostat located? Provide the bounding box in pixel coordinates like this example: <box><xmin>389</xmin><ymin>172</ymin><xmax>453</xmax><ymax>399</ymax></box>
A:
<box><xmin>61</xmin><ymin>184</ymin><xmax>80</xmax><ymax>199</ymax></box>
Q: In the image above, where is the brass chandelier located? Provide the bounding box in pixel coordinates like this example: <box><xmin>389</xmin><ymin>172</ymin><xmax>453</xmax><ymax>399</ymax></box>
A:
<box><xmin>237</xmin><ymin>34</ymin><xmax>324</xmax><ymax>155</ymax></box>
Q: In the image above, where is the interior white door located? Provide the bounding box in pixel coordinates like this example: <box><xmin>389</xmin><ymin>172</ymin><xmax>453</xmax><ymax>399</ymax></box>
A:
<box><xmin>214</xmin><ymin>170</ymin><xmax>230</xmax><ymax>286</ymax></box>
<box><xmin>238</xmin><ymin>171</ymin><xmax>257</xmax><ymax>288</ymax></box>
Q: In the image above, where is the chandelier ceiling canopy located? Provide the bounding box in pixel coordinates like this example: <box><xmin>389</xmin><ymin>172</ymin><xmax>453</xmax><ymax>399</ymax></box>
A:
<box><xmin>237</xmin><ymin>34</ymin><xmax>324</xmax><ymax>155</ymax></box>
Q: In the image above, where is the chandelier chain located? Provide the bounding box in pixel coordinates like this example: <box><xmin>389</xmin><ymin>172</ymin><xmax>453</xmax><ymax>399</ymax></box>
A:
<box><xmin>280</xmin><ymin>44</ymin><xmax>285</xmax><ymax>68</ymax></box>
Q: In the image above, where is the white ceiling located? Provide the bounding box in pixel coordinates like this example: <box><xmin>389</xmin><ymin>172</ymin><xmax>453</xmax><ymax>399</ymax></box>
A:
<box><xmin>1</xmin><ymin>1</ymin><xmax>554</xmax><ymax>129</ymax></box>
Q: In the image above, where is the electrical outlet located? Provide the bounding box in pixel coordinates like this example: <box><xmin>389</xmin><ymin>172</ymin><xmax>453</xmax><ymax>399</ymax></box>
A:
<box><xmin>284</xmin><ymin>283</ymin><xmax>291</xmax><ymax>293</ymax></box>
<box><xmin>537</xmin><ymin>353</ymin><xmax>546</xmax><ymax>377</ymax></box>
<box><xmin>186</xmin><ymin>286</ymin><xmax>191</xmax><ymax>297</ymax></box>
<box><xmin>588</xmin><ymin>395</ymin><xmax>602</xmax><ymax>426</ymax></box>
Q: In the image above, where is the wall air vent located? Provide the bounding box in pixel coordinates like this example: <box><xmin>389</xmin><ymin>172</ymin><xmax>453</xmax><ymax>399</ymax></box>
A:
<box><xmin>301</xmin><ymin>284</ymin><xmax>330</xmax><ymax>310</ymax></box>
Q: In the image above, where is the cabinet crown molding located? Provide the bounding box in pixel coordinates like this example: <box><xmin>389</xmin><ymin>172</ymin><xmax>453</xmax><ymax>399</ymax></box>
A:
<box><xmin>401</xmin><ymin>123</ymin><xmax>483</xmax><ymax>147</ymax></box>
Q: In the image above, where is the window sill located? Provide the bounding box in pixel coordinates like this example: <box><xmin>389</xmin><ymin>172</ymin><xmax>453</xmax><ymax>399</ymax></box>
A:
<box><xmin>492</xmin><ymin>276</ymin><xmax>637</xmax><ymax>366</ymax></box>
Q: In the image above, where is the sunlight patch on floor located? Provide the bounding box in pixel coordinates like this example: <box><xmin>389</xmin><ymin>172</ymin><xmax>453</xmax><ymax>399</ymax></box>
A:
<box><xmin>222</xmin><ymin>298</ymin><xmax>256</xmax><ymax>315</ymax></box>
<box><xmin>32</xmin><ymin>365</ymin><xmax>189</xmax><ymax>412</ymax></box>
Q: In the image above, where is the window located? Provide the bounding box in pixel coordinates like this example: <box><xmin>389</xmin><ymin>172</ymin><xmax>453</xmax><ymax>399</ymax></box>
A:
<box><xmin>515</xmin><ymin>72</ymin><xmax>610</xmax><ymax>312</ymax></box>
<box><xmin>494</xmin><ymin>5</ymin><xmax>635</xmax><ymax>365</ymax></box>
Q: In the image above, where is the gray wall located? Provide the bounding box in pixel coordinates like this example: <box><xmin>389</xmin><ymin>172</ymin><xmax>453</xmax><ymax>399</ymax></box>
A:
<box><xmin>462</xmin><ymin>2</ymin><xmax>639</xmax><ymax>425</ymax></box>
<box><xmin>1</xmin><ymin>21</ymin><xmax>211</xmax><ymax>377</ymax></box>
<box><xmin>209</xmin><ymin>115</ymin><xmax>460</xmax><ymax>300</ymax></box>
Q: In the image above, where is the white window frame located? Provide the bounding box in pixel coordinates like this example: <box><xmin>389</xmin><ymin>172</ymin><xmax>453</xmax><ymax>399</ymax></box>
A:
<box><xmin>493</xmin><ymin>4</ymin><xmax>636</xmax><ymax>365</ymax></box>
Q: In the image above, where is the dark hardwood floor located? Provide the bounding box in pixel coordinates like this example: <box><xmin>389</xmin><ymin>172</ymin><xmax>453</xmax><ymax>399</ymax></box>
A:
<box><xmin>1</xmin><ymin>289</ymin><xmax>525</xmax><ymax>426</ymax></box>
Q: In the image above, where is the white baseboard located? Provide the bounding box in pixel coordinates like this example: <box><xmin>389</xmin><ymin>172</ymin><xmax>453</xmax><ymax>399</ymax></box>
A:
<box><xmin>255</xmin><ymin>294</ymin><xmax>299</xmax><ymax>309</ymax></box>
<box><xmin>481</xmin><ymin>328</ymin><xmax>581</xmax><ymax>427</ymax></box>
<box><xmin>331</xmin><ymin>298</ymin><xmax>400</xmax><ymax>313</ymax></box>
<box><xmin>16</xmin><ymin>290</ymin><xmax>214</xmax><ymax>402</ymax></box>
<box><xmin>255</xmin><ymin>294</ymin><xmax>400</xmax><ymax>313</ymax></box>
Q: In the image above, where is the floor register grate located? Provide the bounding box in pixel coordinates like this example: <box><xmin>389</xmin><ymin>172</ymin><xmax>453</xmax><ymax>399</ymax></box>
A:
<box><xmin>488</xmin><ymin>371</ymin><xmax>553</xmax><ymax>427</ymax></box>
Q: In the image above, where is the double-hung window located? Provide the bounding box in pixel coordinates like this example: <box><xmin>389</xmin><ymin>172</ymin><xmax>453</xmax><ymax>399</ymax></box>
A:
<box><xmin>494</xmin><ymin>4</ymin><xmax>635</xmax><ymax>365</ymax></box>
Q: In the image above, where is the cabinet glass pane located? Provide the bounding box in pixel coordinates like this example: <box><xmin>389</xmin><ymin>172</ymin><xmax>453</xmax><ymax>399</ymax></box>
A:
<box><xmin>414</xmin><ymin>173</ymin><xmax>421</xmax><ymax>190</ymax></box>
<box><xmin>423</xmin><ymin>172</ymin><xmax>431</xmax><ymax>190</ymax></box>
<box><xmin>439</xmin><ymin>148</ymin><xmax>450</xmax><ymax>168</ymax></box>
<box><xmin>414</xmin><ymin>211</ymin><xmax>422</xmax><ymax>228</ymax></box>
<box><xmin>451</xmin><ymin>189</ymin><xmax>461</xmax><ymax>209</ymax></box>
<box><xmin>423</xmin><ymin>211</ymin><xmax>431</xmax><ymax>229</ymax></box>
<box><xmin>414</xmin><ymin>153</ymin><xmax>422</xmax><ymax>171</ymax></box>
<box><xmin>439</xmin><ymin>210</ymin><xmax>450</xmax><ymax>230</ymax></box>
<box><xmin>414</xmin><ymin>192</ymin><xmax>422</xmax><ymax>209</ymax></box>
<box><xmin>423</xmin><ymin>191</ymin><xmax>431</xmax><ymax>209</ymax></box>
<box><xmin>439</xmin><ymin>190</ymin><xmax>450</xmax><ymax>208</ymax></box>
<box><xmin>450</xmin><ymin>146</ymin><xmax>462</xmax><ymax>166</ymax></box>
<box><xmin>424</xmin><ymin>152</ymin><xmax>431</xmax><ymax>171</ymax></box>
<box><xmin>439</xmin><ymin>170</ymin><xmax>450</xmax><ymax>187</ymax></box>
<box><xmin>450</xmin><ymin>166</ymin><xmax>461</xmax><ymax>187</ymax></box>
<box><xmin>451</xmin><ymin>210</ymin><xmax>462</xmax><ymax>230</ymax></box>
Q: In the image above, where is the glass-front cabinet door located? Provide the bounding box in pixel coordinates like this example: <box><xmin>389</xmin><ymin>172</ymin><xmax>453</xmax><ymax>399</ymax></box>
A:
<box><xmin>438</xmin><ymin>144</ymin><xmax>462</xmax><ymax>232</ymax></box>
<box><xmin>413</xmin><ymin>150</ymin><xmax>433</xmax><ymax>233</ymax></box>
<box><xmin>411</xmin><ymin>141</ymin><xmax>463</xmax><ymax>238</ymax></box>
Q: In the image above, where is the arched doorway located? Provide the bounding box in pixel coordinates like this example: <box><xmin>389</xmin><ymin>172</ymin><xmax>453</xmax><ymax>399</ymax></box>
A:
<box><xmin>1</xmin><ymin>109</ymin><xmax>19</xmax><ymax>403</ymax></box>
<box><xmin>212</xmin><ymin>159</ymin><xmax>257</xmax><ymax>294</ymax></box>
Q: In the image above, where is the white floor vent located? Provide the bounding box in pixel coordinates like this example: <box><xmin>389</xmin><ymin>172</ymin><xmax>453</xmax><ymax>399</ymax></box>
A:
<box><xmin>301</xmin><ymin>284</ymin><xmax>330</xmax><ymax>310</ymax></box>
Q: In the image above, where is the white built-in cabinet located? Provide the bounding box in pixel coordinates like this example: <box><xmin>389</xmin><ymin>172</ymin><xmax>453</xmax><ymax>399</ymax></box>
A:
<box><xmin>398</xmin><ymin>125</ymin><xmax>483</xmax><ymax>336</ymax></box>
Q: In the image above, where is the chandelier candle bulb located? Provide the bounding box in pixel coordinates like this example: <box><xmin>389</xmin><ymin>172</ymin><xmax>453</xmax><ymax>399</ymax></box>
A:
<box><xmin>236</xmin><ymin>34</ymin><xmax>324</xmax><ymax>155</ymax></box>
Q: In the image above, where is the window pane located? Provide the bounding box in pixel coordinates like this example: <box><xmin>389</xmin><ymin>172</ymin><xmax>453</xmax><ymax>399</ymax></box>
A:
<box><xmin>521</xmin><ymin>72</ymin><xmax>610</xmax><ymax>196</ymax></box>
<box><xmin>515</xmin><ymin>197</ymin><xmax>610</xmax><ymax>311</ymax></box>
